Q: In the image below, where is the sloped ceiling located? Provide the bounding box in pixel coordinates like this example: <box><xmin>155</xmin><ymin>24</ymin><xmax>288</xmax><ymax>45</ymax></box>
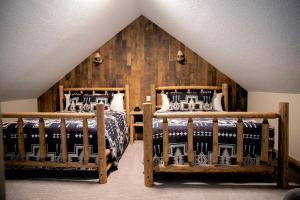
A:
<box><xmin>0</xmin><ymin>0</ymin><xmax>300</xmax><ymax>101</ymax></box>
<box><xmin>140</xmin><ymin>0</ymin><xmax>300</xmax><ymax>94</ymax></box>
<box><xmin>0</xmin><ymin>0</ymin><xmax>140</xmax><ymax>101</ymax></box>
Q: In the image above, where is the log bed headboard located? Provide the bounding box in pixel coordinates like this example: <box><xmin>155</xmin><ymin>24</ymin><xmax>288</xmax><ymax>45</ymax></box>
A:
<box><xmin>59</xmin><ymin>85</ymin><xmax>130</xmax><ymax>125</ymax></box>
<box><xmin>150</xmin><ymin>83</ymin><xmax>229</xmax><ymax>112</ymax></box>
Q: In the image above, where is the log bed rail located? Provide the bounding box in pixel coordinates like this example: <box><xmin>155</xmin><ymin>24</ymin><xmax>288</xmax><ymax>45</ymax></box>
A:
<box><xmin>1</xmin><ymin>104</ymin><xmax>109</xmax><ymax>184</ymax></box>
<box><xmin>143</xmin><ymin>102</ymin><xmax>289</xmax><ymax>188</ymax></box>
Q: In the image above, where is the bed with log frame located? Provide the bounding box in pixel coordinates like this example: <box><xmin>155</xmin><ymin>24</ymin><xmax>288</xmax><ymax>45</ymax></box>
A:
<box><xmin>143</xmin><ymin>83</ymin><xmax>289</xmax><ymax>188</ymax></box>
<box><xmin>1</xmin><ymin>85</ymin><xmax>130</xmax><ymax>184</ymax></box>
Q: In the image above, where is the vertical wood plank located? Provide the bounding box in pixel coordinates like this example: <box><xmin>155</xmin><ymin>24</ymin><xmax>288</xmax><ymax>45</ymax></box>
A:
<box><xmin>143</xmin><ymin>103</ymin><xmax>153</xmax><ymax>187</ymax></box>
<box><xmin>236</xmin><ymin>119</ymin><xmax>244</xmax><ymax>165</ymax></box>
<box><xmin>0</xmin><ymin>110</ymin><xmax>6</xmax><ymax>200</ymax></box>
<box><xmin>130</xmin><ymin>115</ymin><xmax>134</xmax><ymax>144</ymax></box>
<box><xmin>187</xmin><ymin>118</ymin><xmax>194</xmax><ymax>166</ymax></box>
<box><xmin>60</xmin><ymin>118</ymin><xmax>67</xmax><ymax>162</ymax></box>
<box><xmin>261</xmin><ymin>119</ymin><xmax>269</xmax><ymax>162</ymax></box>
<box><xmin>278</xmin><ymin>102</ymin><xmax>289</xmax><ymax>188</ymax></box>
<box><xmin>125</xmin><ymin>84</ymin><xmax>130</xmax><ymax>125</ymax></box>
<box><xmin>150</xmin><ymin>84</ymin><xmax>156</xmax><ymax>113</ymax></box>
<box><xmin>59</xmin><ymin>85</ymin><xmax>64</xmax><ymax>112</ymax></box>
<box><xmin>97</xmin><ymin>104</ymin><xmax>107</xmax><ymax>184</ymax></box>
<box><xmin>38</xmin><ymin>118</ymin><xmax>46</xmax><ymax>162</ymax></box>
<box><xmin>212</xmin><ymin>118</ymin><xmax>218</xmax><ymax>164</ymax></box>
<box><xmin>83</xmin><ymin>118</ymin><xmax>89</xmax><ymax>165</ymax></box>
<box><xmin>222</xmin><ymin>83</ymin><xmax>229</xmax><ymax>111</ymax></box>
<box><xmin>17</xmin><ymin>118</ymin><xmax>25</xmax><ymax>161</ymax></box>
<box><xmin>163</xmin><ymin>118</ymin><xmax>169</xmax><ymax>167</ymax></box>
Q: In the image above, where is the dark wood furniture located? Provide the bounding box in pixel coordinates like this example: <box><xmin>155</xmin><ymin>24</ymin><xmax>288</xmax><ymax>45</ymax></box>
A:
<box><xmin>130</xmin><ymin>111</ymin><xmax>143</xmax><ymax>144</ymax></box>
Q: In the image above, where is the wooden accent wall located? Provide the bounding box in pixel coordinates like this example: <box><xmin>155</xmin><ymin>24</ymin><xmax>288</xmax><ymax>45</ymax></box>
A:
<box><xmin>38</xmin><ymin>16</ymin><xmax>247</xmax><ymax>112</ymax></box>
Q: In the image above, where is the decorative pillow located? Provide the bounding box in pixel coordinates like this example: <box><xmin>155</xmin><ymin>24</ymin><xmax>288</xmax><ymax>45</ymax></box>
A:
<box><xmin>167</xmin><ymin>92</ymin><xmax>205</xmax><ymax>111</ymax></box>
<box><xmin>65</xmin><ymin>93</ymin><xmax>111</xmax><ymax>112</ymax></box>
<box><xmin>110</xmin><ymin>93</ymin><xmax>124</xmax><ymax>112</ymax></box>
<box><xmin>83</xmin><ymin>94</ymin><xmax>111</xmax><ymax>112</ymax></box>
<box><xmin>212</xmin><ymin>93</ymin><xmax>223</xmax><ymax>111</ymax></box>
<box><xmin>64</xmin><ymin>93</ymin><xmax>71</xmax><ymax>111</ymax></box>
<box><xmin>157</xmin><ymin>94</ymin><xmax>169</xmax><ymax>113</ymax></box>
<box><xmin>67</xmin><ymin>93</ymin><xmax>82</xmax><ymax>112</ymax></box>
<box><xmin>166</xmin><ymin>90</ymin><xmax>220</xmax><ymax>111</ymax></box>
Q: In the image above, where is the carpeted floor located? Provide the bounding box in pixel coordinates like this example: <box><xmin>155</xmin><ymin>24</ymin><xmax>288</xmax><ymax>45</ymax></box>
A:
<box><xmin>4</xmin><ymin>141</ymin><xmax>300</xmax><ymax>200</ymax></box>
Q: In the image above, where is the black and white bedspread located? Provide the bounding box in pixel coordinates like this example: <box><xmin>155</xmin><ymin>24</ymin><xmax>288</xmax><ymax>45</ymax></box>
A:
<box><xmin>3</xmin><ymin>111</ymin><xmax>129</xmax><ymax>167</ymax></box>
<box><xmin>152</xmin><ymin>118</ymin><xmax>275</xmax><ymax>166</ymax></box>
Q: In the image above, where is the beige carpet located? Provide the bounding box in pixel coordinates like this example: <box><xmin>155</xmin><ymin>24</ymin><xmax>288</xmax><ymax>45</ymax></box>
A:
<box><xmin>5</xmin><ymin>141</ymin><xmax>298</xmax><ymax>200</ymax></box>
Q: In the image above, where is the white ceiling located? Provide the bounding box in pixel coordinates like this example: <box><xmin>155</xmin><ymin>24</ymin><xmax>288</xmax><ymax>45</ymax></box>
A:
<box><xmin>0</xmin><ymin>0</ymin><xmax>140</xmax><ymax>101</ymax></box>
<box><xmin>0</xmin><ymin>0</ymin><xmax>300</xmax><ymax>101</ymax></box>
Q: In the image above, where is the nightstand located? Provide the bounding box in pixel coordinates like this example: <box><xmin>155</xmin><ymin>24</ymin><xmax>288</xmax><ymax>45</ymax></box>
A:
<box><xmin>130</xmin><ymin>111</ymin><xmax>143</xmax><ymax>144</ymax></box>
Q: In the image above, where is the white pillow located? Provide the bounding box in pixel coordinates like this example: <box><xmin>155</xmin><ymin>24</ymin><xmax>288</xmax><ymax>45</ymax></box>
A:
<box><xmin>110</xmin><ymin>93</ymin><xmax>124</xmax><ymax>112</ymax></box>
<box><xmin>213</xmin><ymin>93</ymin><xmax>223</xmax><ymax>111</ymax></box>
<box><xmin>157</xmin><ymin>94</ymin><xmax>169</xmax><ymax>113</ymax></box>
<box><xmin>64</xmin><ymin>93</ymin><xmax>71</xmax><ymax>111</ymax></box>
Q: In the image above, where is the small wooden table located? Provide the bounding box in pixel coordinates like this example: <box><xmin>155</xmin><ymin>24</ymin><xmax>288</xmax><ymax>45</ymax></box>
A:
<box><xmin>130</xmin><ymin>111</ymin><xmax>143</xmax><ymax>144</ymax></box>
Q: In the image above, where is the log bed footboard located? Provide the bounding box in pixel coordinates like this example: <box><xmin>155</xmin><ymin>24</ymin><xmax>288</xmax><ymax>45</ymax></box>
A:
<box><xmin>143</xmin><ymin>102</ymin><xmax>289</xmax><ymax>188</ymax></box>
<box><xmin>1</xmin><ymin>104</ymin><xmax>109</xmax><ymax>184</ymax></box>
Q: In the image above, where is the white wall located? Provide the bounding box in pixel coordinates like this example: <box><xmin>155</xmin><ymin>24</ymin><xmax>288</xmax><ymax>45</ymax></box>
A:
<box><xmin>248</xmin><ymin>92</ymin><xmax>300</xmax><ymax>161</ymax></box>
<box><xmin>0</xmin><ymin>99</ymin><xmax>38</xmax><ymax>122</ymax></box>
<box><xmin>0</xmin><ymin>98</ymin><xmax>38</xmax><ymax>112</ymax></box>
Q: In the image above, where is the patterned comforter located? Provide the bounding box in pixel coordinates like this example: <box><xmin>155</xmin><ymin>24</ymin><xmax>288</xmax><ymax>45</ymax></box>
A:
<box><xmin>3</xmin><ymin>111</ymin><xmax>129</xmax><ymax>167</ymax></box>
<box><xmin>152</xmin><ymin>118</ymin><xmax>274</xmax><ymax>166</ymax></box>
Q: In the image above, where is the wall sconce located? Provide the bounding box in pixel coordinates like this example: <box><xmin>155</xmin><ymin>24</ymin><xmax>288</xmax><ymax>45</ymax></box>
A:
<box><xmin>176</xmin><ymin>50</ymin><xmax>185</xmax><ymax>64</ymax></box>
<box><xmin>94</xmin><ymin>52</ymin><xmax>103</xmax><ymax>64</ymax></box>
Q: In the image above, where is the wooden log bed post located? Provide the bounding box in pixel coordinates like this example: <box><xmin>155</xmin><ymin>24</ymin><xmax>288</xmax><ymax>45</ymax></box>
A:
<box><xmin>143</xmin><ymin>103</ymin><xmax>153</xmax><ymax>187</ymax></box>
<box><xmin>150</xmin><ymin>84</ymin><xmax>156</xmax><ymax>113</ymax></box>
<box><xmin>96</xmin><ymin>104</ymin><xmax>107</xmax><ymax>184</ymax></box>
<box><xmin>278</xmin><ymin>102</ymin><xmax>289</xmax><ymax>188</ymax></box>
<box><xmin>236</xmin><ymin>118</ymin><xmax>244</xmax><ymax>165</ymax></box>
<box><xmin>163</xmin><ymin>118</ymin><xmax>169</xmax><ymax>167</ymax></box>
<box><xmin>38</xmin><ymin>118</ymin><xmax>46</xmax><ymax>162</ymax></box>
<box><xmin>17</xmin><ymin>118</ymin><xmax>25</xmax><ymax>161</ymax></box>
<box><xmin>125</xmin><ymin>84</ymin><xmax>130</xmax><ymax>126</ymax></box>
<box><xmin>59</xmin><ymin>85</ymin><xmax>64</xmax><ymax>112</ymax></box>
<box><xmin>0</xmin><ymin>110</ymin><xmax>6</xmax><ymax>200</ymax></box>
<box><xmin>221</xmin><ymin>83</ymin><xmax>229</xmax><ymax>111</ymax></box>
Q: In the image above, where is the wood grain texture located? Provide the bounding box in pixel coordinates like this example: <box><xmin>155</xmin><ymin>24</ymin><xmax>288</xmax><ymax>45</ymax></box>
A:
<box><xmin>96</xmin><ymin>104</ymin><xmax>107</xmax><ymax>184</ymax></box>
<box><xmin>0</xmin><ymin>109</ymin><xmax>6</xmax><ymax>200</ymax></box>
<box><xmin>212</xmin><ymin>119</ymin><xmax>219</xmax><ymax>164</ymax></box>
<box><xmin>236</xmin><ymin>119</ymin><xmax>244</xmax><ymax>165</ymax></box>
<box><xmin>157</xmin><ymin>165</ymin><xmax>274</xmax><ymax>173</ymax></box>
<box><xmin>261</xmin><ymin>119</ymin><xmax>269</xmax><ymax>162</ymax></box>
<box><xmin>187</xmin><ymin>118</ymin><xmax>194</xmax><ymax>166</ymax></box>
<box><xmin>38</xmin><ymin>16</ymin><xmax>247</xmax><ymax>112</ymax></box>
<box><xmin>60</xmin><ymin>118</ymin><xmax>68</xmax><ymax>162</ymax></box>
<box><xmin>143</xmin><ymin>103</ymin><xmax>153</xmax><ymax>187</ymax></box>
<box><xmin>278</xmin><ymin>102</ymin><xmax>289</xmax><ymax>188</ymax></box>
<box><xmin>38</xmin><ymin>118</ymin><xmax>46</xmax><ymax>162</ymax></box>
<box><xmin>163</xmin><ymin>118</ymin><xmax>169</xmax><ymax>167</ymax></box>
<box><xmin>17</xmin><ymin>118</ymin><xmax>25</xmax><ymax>161</ymax></box>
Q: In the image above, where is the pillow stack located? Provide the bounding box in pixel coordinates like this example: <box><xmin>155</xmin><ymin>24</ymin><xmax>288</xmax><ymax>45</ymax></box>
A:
<box><xmin>158</xmin><ymin>90</ymin><xmax>223</xmax><ymax>112</ymax></box>
<box><xmin>64</xmin><ymin>92</ymin><xmax>124</xmax><ymax>112</ymax></box>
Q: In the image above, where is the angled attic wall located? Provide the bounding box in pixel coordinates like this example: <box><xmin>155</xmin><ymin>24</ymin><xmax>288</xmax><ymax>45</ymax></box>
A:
<box><xmin>38</xmin><ymin>16</ymin><xmax>247</xmax><ymax>112</ymax></box>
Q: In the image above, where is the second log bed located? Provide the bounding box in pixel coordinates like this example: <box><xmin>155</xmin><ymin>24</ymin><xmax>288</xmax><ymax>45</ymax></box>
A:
<box><xmin>143</xmin><ymin>83</ymin><xmax>289</xmax><ymax>188</ymax></box>
<box><xmin>1</xmin><ymin>85</ymin><xmax>130</xmax><ymax>184</ymax></box>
